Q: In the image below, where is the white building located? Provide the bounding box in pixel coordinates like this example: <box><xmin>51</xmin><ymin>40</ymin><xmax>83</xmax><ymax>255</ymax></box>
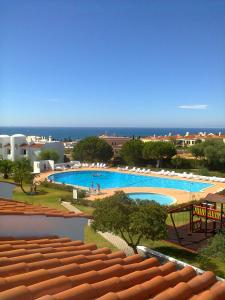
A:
<box><xmin>0</xmin><ymin>134</ymin><xmax>64</xmax><ymax>163</ymax></box>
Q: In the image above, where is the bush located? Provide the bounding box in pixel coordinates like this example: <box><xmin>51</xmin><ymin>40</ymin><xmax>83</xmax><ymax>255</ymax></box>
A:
<box><xmin>198</xmin><ymin>167</ymin><xmax>210</xmax><ymax>176</ymax></box>
<box><xmin>41</xmin><ymin>180</ymin><xmax>73</xmax><ymax>192</ymax></box>
<box><xmin>199</xmin><ymin>230</ymin><xmax>225</xmax><ymax>261</ymax></box>
<box><xmin>71</xmin><ymin>198</ymin><xmax>95</xmax><ymax>207</ymax></box>
<box><xmin>41</xmin><ymin>180</ymin><xmax>87</xmax><ymax>199</ymax></box>
<box><xmin>171</xmin><ymin>157</ymin><xmax>194</xmax><ymax>169</ymax></box>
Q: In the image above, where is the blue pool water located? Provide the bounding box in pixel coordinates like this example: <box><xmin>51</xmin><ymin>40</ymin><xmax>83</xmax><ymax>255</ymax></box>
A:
<box><xmin>128</xmin><ymin>193</ymin><xmax>174</xmax><ymax>205</ymax></box>
<box><xmin>48</xmin><ymin>170</ymin><xmax>212</xmax><ymax>192</ymax></box>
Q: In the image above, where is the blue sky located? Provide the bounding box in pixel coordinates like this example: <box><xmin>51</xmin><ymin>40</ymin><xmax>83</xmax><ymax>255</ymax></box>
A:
<box><xmin>0</xmin><ymin>0</ymin><xmax>225</xmax><ymax>127</ymax></box>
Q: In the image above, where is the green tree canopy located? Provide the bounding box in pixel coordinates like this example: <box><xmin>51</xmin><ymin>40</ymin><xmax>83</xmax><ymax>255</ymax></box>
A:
<box><xmin>12</xmin><ymin>158</ymin><xmax>33</xmax><ymax>194</ymax></box>
<box><xmin>92</xmin><ymin>191</ymin><xmax>167</xmax><ymax>253</ymax></box>
<box><xmin>143</xmin><ymin>141</ymin><xmax>176</xmax><ymax>167</ymax></box>
<box><xmin>120</xmin><ymin>139</ymin><xmax>144</xmax><ymax>165</ymax></box>
<box><xmin>190</xmin><ymin>139</ymin><xmax>225</xmax><ymax>170</ymax></box>
<box><xmin>38</xmin><ymin>149</ymin><xmax>60</xmax><ymax>163</ymax></box>
<box><xmin>0</xmin><ymin>159</ymin><xmax>13</xmax><ymax>179</ymax></box>
<box><xmin>72</xmin><ymin>136</ymin><xmax>113</xmax><ymax>162</ymax></box>
<box><xmin>190</xmin><ymin>143</ymin><xmax>204</xmax><ymax>159</ymax></box>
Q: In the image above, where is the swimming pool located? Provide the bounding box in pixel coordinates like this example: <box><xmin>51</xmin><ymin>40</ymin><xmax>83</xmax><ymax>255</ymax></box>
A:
<box><xmin>128</xmin><ymin>193</ymin><xmax>174</xmax><ymax>205</ymax></box>
<box><xmin>48</xmin><ymin>170</ymin><xmax>212</xmax><ymax>192</ymax></box>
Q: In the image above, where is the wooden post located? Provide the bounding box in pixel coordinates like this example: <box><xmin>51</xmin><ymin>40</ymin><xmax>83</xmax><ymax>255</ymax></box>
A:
<box><xmin>220</xmin><ymin>203</ymin><xmax>223</xmax><ymax>231</ymax></box>
<box><xmin>190</xmin><ymin>205</ymin><xmax>193</xmax><ymax>233</ymax></box>
<box><xmin>205</xmin><ymin>201</ymin><xmax>208</xmax><ymax>237</ymax></box>
<box><xmin>170</xmin><ymin>212</ymin><xmax>182</xmax><ymax>245</ymax></box>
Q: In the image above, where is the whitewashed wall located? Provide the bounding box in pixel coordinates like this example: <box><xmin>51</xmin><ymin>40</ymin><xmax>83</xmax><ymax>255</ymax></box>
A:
<box><xmin>33</xmin><ymin>160</ymin><xmax>54</xmax><ymax>173</ymax></box>
<box><xmin>0</xmin><ymin>215</ymin><xmax>88</xmax><ymax>240</ymax></box>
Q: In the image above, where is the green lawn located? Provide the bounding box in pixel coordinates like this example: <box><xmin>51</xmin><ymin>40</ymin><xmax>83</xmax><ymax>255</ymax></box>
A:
<box><xmin>13</xmin><ymin>185</ymin><xmax>69</xmax><ymax>210</ymax></box>
<box><xmin>139</xmin><ymin>238</ymin><xmax>225</xmax><ymax>278</ymax></box>
<box><xmin>84</xmin><ymin>225</ymin><xmax>118</xmax><ymax>252</ymax></box>
<box><xmin>73</xmin><ymin>204</ymin><xmax>95</xmax><ymax>215</ymax></box>
<box><xmin>167</xmin><ymin>211</ymin><xmax>190</xmax><ymax>226</ymax></box>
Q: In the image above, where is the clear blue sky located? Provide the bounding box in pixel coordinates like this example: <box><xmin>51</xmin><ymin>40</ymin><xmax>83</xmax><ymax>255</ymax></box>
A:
<box><xmin>1</xmin><ymin>0</ymin><xmax>225</xmax><ymax>127</ymax></box>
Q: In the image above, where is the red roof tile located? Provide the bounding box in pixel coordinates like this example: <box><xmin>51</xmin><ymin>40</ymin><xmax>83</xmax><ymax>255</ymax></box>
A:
<box><xmin>0</xmin><ymin>199</ymin><xmax>91</xmax><ymax>219</ymax></box>
<box><xmin>0</xmin><ymin>237</ymin><xmax>223</xmax><ymax>300</ymax></box>
<box><xmin>30</xmin><ymin>143</ymin><xmax>44</xmax><ymax>148</ymax></box>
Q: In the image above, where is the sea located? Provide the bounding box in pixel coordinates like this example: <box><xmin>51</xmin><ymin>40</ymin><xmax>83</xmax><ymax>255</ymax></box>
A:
<box><xmin>0</xmin><ymin>127</ymin><xmax>224</xmax><ymax>141</ymax></box>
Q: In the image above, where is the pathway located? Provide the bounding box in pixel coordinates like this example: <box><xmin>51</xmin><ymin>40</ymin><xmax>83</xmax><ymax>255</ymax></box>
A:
<box><xmin>61</xmin><ymin>201</ymin><xmax>134</xmax><ymax>255</ymax></box>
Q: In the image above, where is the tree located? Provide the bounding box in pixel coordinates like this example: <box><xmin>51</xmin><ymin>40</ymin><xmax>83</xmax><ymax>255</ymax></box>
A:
<box><xmin>204</xmin><ymin>141</ymin><xmax>225</xmax><ymax>170</ymax></box>
<box><xmin>120</xmin><ymin>140</ymin><xmax>144</xmax><ymax>165</ymax></box>
<box><xmin>92</xmin><ymin>191</ymin><xmax>167</xmax><ymax>253</ymax></box>
<box><xmin>143</xmin><ymin>141</ymin><xmax>176</xmax><ymax>167</ymax></box>
<box><xmin>171</xmin><ymin>156</ymin><xmax>184</xmax><ymax>169</ymax></box>
<box><xmin>38</xmin><ymin>149</ymin><xmax>60</xmax><ymax>163</ymax></box>
<box><xmin>0</xmin><ymin>159</ymin><xmax>13</xmax><ymax>179</ymax></box>
<box><xmin>190</xmin><ymin>139</ymin><xmax>225</xmax><ymax>170</ymax></box>
<box><xmin>12</xmin><ymin>158</ymin><xmax>33</xmax><ymax>194</ymax></box>
<box><xmin>72</xmin><ymin>136</ymin><xmax>113</xmax><ymax>162</ymax></box>
<box><xmin>190</xmin><ymin>143</ymin><xmax>204</xmax><ymax>160</ymax></box>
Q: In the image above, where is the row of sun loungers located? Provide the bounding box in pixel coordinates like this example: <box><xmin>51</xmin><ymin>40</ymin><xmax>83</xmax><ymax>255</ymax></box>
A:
<box><xmin>72</xmin><ymin>162</ymin><xmax>107</xmax><ymax>168</ymax></box>
<box><xmin>117</xmin><ymin>166</ymin><xmax>151</xmax><ymax>173</ymax></box>
<box><xmin>116</xmin><ymin>166</ymin><xmax>225</xmax><ymax>183</ymax></box>
<box><xmin>54</xmin><ymin>162</ymin><xmax>107</xmax><ymax>171</ymax></box>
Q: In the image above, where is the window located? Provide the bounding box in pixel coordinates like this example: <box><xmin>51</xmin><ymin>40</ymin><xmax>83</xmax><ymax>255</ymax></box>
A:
<box><xmin>7</xmin><ymin>149</ymin><xmax>11</xmax><ymax>155</ymax></box>
<box><xmin>21</xmin><ymin>149</ymin><xmax>27</xmax><ymax>155</ymax></box>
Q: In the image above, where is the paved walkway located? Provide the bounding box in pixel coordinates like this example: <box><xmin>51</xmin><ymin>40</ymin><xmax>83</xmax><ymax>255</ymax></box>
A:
<box><xmin>61</xmin><ymin>201</ymin><xmax>134</xmax><ymax>255</ymax></box>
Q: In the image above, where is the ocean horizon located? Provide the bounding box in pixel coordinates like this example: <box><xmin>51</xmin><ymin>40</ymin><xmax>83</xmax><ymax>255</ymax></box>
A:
<box><xmin>0</xmin><ymin>126</ymin><xmax>224</xmax><ymax>140</ymax></box>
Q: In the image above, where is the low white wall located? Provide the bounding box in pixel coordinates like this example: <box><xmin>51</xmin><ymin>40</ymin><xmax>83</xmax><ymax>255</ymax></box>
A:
<box><xmin>0</xmin><ymin>214</ymin><xmax>88</xmax><ymax>240</ymax></box>
<box><xmin>0</xmin><ymin>182</ymin><xmax>16</xmax><ymax>199</ymax></box>
<box><xmin>33</xmin><ymin>160</ymin><xmax>55</xmax><ymax>173</ymax></box>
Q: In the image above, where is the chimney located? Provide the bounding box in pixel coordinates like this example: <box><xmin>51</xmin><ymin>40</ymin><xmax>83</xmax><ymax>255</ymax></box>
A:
<box><xmin>219</xmin><ymin>132</ymin><xmax>221</xmax><ymax>136</ymax></box>
<box><xmin>185</xmin><ymin>132</ymin><xmax>189</xmax><ymax>136</ymax></box>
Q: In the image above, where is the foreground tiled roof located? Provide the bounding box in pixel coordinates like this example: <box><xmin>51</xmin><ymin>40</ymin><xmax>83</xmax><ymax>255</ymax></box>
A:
<box><xmin>0</xmin><ymin>237</ymin><xmax>224</xmax><ymax>300</ymax></box>
<box><xmin>0</xmin><ymin>199</ymin><xmax>91</xmax><ymax>218</ymax></box>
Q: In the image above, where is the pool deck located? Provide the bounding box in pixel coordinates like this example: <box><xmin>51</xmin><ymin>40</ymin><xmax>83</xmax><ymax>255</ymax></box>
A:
<box><xmin>37</xmin><ymin>168</ymin><xmax>225</xmax><ymax>205</ymax></box>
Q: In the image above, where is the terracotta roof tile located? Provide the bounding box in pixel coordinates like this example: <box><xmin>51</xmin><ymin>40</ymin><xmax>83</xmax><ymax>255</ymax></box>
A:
<box><xmin>0</xmin><ymin>198</ymin><xmax>91</xmax><ymax>219</ymax></box>
<box><xmin>0</xmin><ymin>236</ymin><xmax>224</xmax><ymax>300</ymax></box>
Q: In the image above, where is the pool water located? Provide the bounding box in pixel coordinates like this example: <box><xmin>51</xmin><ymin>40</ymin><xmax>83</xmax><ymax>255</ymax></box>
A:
<box><xmin>49</xmin><ymin>170</ymin><xmax>212</xmax><ymax>192</ymax></box>
<box><xmin>128</xmin><ymin>193</ymin><xmax>174</xmax><ymax>205</ymax></box>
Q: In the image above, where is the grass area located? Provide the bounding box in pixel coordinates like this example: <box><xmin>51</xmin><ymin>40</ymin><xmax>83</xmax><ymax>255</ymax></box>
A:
<box><xmin>140</xmin><ymin>238</ymin><xmax>225</xmax><ymax>278</ymax></box>
<box><xmin>73</xmin><ymin>204</ymin><xmax>95</xmax><ymax>214</ymax></box>
<box><xmin>167</xmin><ymin>211</ymin><xmax>190</xmax><ymax>226</ymax></box>
<box><xmin>13</xmin><ymin>184</ymin><xmax>69</xmax><ymax>210</ymax></box>
<box><xmin>84</xmin><ymin>225</ymin><xmax>118</xmax><ymax>252</ymax></box>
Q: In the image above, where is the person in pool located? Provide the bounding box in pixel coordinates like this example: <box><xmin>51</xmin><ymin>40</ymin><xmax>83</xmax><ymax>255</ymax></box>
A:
<box><xmin>97</xmin><ymin>183</ymin><xmax>101</xmax><ymax>194</ymax></box>
<box><xmin>93</xmin><ymin>173</ymin><xmax>101</xmax><ymax>177</ymax></box>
